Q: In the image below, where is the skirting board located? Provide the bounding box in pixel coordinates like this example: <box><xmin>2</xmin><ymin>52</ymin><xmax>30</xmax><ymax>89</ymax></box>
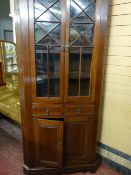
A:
<box><xmin>97</xmin><ymin>142</ymin><xmax>131</xmax><ymax>175</ymax></box>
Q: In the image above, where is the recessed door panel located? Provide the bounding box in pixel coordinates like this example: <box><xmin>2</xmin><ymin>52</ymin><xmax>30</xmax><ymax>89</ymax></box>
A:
<box><xmin>33</xmin><ymin>119</ymin><xmax>63</xmax><ymax>167</ymax></box>
<box><xmin>64</xmin><ymin>117</ymin><xmax>94</xmax><ymax>165</ymax></box>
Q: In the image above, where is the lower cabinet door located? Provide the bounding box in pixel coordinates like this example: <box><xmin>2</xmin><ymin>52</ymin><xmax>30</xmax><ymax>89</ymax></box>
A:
<box><xmin>33</xmin><ymin>119</ymin><xmax>63</xmax><ymax>168</ymax></box>
<box><xmin>64</xmin><ymin>116</ymin><xmax>94</xmax><ymax>166</ymax></box>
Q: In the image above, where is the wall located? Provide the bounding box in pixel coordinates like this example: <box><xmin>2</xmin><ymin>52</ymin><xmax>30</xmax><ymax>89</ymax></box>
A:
<box><xmin>97</xmin><ymin>0</ymin><xmax>131</xmax><ymax>171</ymax></box>
<box><xmin>0</xmin><ymin>0</ymin><xmax>13</xmax><ymax>41</ymax></box>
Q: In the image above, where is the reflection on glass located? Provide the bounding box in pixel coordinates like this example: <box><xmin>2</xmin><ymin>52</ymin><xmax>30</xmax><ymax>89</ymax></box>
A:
<box><xmin>34</xmin><ymin>0</ymin><xmax>46</xmax><ymax>19</ymax></box>
<box><xmin>72</xmin><ymin>37</ymin><xmax>91</xmax><ymax>47</ymax></box>
<box><xmin>75</xmin><ymin>0</ymin><xmax>94</xmax><ymax>9</ymax></box>
<box><xmin>73</xmin><ymin>12</ymin><xmax>93</xmax><ymax>23</ymax></box>
<box><xmin>50</xmin><ymin>0</ymin><xmax>61</xmax><ymax>19</ymax></box>
<box><xmin>35</xmin><ymin>23</ymin><xmax>46</xmax><ymax>43</ymax></box>
<box><xmin>70</xmin><ymin>26</ymin><xmax>80</xmax><ymax>43</ymax></box>
<box><xmin>85</xmin><ymin>1</ymin><xmax>96</xmax><ymax>21</ymax></box>
<box><xmin>39</xmin><ymin>0</ymin><xmax>57</xmax><ymax>8</ymax></box>
<box><xmin>73</xmin><ymin>23</ymin><xmax>91</xmax><ymax>34</ymax></box>
<box><xmin>49</xmin><ymin>25</ymin><xmax>61</xmax><ymax>44</ymax></box>
<box><xmin>84</xmin><ymin>24</ymin><xmax>94</xmax><ymax>44</ymax></box>
<box><xmin>70</xmin><ymin>24</ymin><xmax>94</xmax><ymax>47</ymax></box>
<box><xmin>70</xmin><ymin>0</ymin><xmax>82</xmax><ymax>20</ymax></box>
<box><xmin>38</xmin><ymin>35</ymin><xmax>58</xmax><ymax>46</ymax></box>
<box><xmin>35</xmin><ymin>46</ymin><xmax>60</xmax><ymax>97</ymax></box>
<box><xmin>37</xmin><ymin>11</ymin><xmax>59</xmax><ymax>21</ymax></box>
<box><xmin>35</xmin><ymin>22</ymin><xmax>59</xmax><ymax>43</ymax></box>
<box><xmin>70</xmin><ymin>0</ymin><xmax>95</xmax><ymax>47</ymax></box>
<box><xmin>35</xmin><ymin>24</ymin><xmax>60</xmax><ymax>45</ymax></box>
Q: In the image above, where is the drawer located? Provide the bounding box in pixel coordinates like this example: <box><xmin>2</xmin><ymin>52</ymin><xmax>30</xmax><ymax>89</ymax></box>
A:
<box><xmin>32</xmin><ymin>106</ymin><xmax>64</xmax><ymax>117</ymax></box>
<box><xmin>64</xmin><ymin>105</ymin><xmax>94</xmax><ymax>116</ymax></box>
<box><xmin>32</xmin><ymin>105</ymin><xmax>94</xmax><ymax>117</ymax></box>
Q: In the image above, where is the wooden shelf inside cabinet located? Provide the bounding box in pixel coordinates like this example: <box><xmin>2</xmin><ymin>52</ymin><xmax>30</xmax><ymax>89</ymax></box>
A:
<box><xmin>69</xmin><ymin>72</ymin><xmax>90</xmax><ymax>79</ymax></box>
<box><xmin>37</xmin><ymin>72</ymin><xmax>59</xmax><ymax>79</ymax></box>
<box><xmin>37</xmin><ymin>72</ymin><xmax>90</xmax><ymax>80</ymax></box>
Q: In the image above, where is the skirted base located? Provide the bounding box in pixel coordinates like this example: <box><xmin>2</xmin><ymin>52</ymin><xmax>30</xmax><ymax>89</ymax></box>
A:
<box><xmin>23</xmin><ymin>159</ymin><xmax>99</xmax><ymax>175</ymax></box>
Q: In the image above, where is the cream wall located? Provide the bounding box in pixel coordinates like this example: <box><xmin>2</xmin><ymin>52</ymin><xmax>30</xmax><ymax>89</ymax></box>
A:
<box><xmin>99</xmin><ymin>0</ymin><xmax>131</xmax><ymax>156</ymax></box>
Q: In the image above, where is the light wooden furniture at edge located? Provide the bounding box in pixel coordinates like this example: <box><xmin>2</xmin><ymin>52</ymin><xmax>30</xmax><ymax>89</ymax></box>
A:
<box><xmin>0</xmin><ymin>40</ymin><xmax>20</xmax><ymax>123</ymax></box>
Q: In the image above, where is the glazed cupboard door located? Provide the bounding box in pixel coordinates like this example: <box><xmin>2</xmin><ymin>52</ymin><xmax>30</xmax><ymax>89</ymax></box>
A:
<box><xmin>33</xmin><ymin>119</ymin><xmax>64</xmax><ymax>167</ymax></box>
<box><xmin>31</xmin><ymin>0</ymin><xmax>65</xmax><ymax>103</ymax></box>
<box><xmin>31</xmin><ymin>0</ymin><xmax>98</xmax><ymax>103</ymax></box>
<box><xmin>64</xmin><ymin>0</ymin><xmax>97</xmax><ymax>103</ymax></box>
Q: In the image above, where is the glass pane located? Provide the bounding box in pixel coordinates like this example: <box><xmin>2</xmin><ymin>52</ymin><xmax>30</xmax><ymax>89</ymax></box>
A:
<box><xmin>35</xmin><ymin>23</ymin><xmax>46</xmax><ymax>43</ymax></box>
<box><xmin>35</xmin><ymin>46</ymin><xmax>60</xmax><ymax>97</ymax></box>
<box><xmin>49</xmin><ymin>47</ymin><xmax>60</xmax><ymax>97</ymax></box>
<box><xmin>68</xmin><ymin>47</ymin><xmax>93</xmax><ymax>96</ymax></box>
<box><xmin>69</xmin><ymin>79</ymin><xmax>79</xmax><ymax>96</ymax></box>
<box><xmin>70</xmin><ymin>0</ymin><xmax>82</xmax><ymax>20</ymax></box>
<box><xmin>34</xmin><ymin>0</ymin><xmax>46</xmax><ymax>19</ymax></box>
<box><xmin>73</xmin><ymin>12</ymin><xmax>93</xmax><ymax>23</ymax></box>
<box><xmin>37</xmin><ymin>11</ymin><xmax>59</xmax><ymax>22</ymax></box>
<box><xmin>34</xmin><ymin>0</ymin><xmax>61</xmax><ymax>98</ymax></box>
<box><xmin>39</xmin><ymin>0</ymin><xmax>57</xmax><ymax>8</ymax></box>
<box><xmin>84</xmin><ymin>24</ymin><xmax>94</xmax><ymax>44</ymax></box>
<box><xmin>80</xmin><ymin>49</ymin><xmax>92</xmax><ymax>96</ymax></box>
<box><xmin>81</xmin><ymin>50</ymin><xmax>92</xmax><ymax>73</ymax></box>
<box><xmin>72</xmin><ymin>36</ymin><xmax>91</xmax><ymax>47</ymax></box>
<box><xmin>38</xmin><ymin>35</ymin><xmax>59</xmax><ymax>46</ymax></box>
<box><xmin>85</xmin><ymin>1</ymin><xmax>96</xmax><ymax>21</ymax></box>
<box><xmin>74</xmin><ymin>0</ymin><xmax>94</xmax><ymax>9</ymax></box>
<box><xmin>70</xmin><ymin>24</ymin><xmax>94</xmax><ymax>46</ymax></box>
<box><xmin>49</xmin><ymin>48</ymin><xmax>60</xmax><ymax>73</ymax></box>
<box><xmin>68</xmin><ymin>48</ymin><xmax>79</xmax><ymax>96</ymax></box>
<box><xmin>73</xmin><ymin>23</ymin><xmax>91</xmax><ymax>34</ymax></box>
<box><xmin>49</xmin><ymin>25</ymin><xmax>61</xmax><ymax>44</ymax></box>
<box><xmin>50</xmin><ymin>79</ymin><xmax>60</xmax><ymax>97</ymax></box>
<box><xmin>35</xmin><ymin>22</ymin><xmax>59</xmax><ymax>43</ymax></box>
<box><xmin>70</xmin><ymin>26</ymin><xmax>80</xmax><ymax>43</ymax></box>
<box><xmin>80</xmin><ymin>79</ymin><xmax>90</xmax><ymax>96</ymax></box>
<box><xmin>50</xmin><ymin>0</ymin><xmax>61</xmax><ymax>20</ymax></box>
<box><xmin>35</xmin><ymin>46</ymin><xmax>48</xmax><ymax>97</ymax></box>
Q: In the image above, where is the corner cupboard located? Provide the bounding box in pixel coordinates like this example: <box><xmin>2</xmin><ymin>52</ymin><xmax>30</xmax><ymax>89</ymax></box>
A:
<box><xmin>15</xmin><ymin>0</ymin><xmax>108</xmax><ymax>174</ymax></box>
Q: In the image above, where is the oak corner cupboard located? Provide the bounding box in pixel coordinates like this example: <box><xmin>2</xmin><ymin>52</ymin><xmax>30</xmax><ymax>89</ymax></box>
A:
<box><xmin>15</xmin><ymin>0</ymin><xmax>108</xmax><ymax>174</ymax></box>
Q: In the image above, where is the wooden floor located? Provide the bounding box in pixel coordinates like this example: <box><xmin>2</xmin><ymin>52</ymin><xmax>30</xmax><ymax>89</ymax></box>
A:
<box><xmin>0</xmin><ymin>117</ymin><xmax>122</xmax><ymax>175</ymax></box>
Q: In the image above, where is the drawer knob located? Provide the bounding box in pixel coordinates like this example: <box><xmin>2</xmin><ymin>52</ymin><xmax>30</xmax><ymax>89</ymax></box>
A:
<box><xmin>45</xmin><ymin>108</ymin><xmax>49</xmax><ymax>115</ymax></box>
<box><xmin>59</xmin><ymin>141</ymin><xmax>62</xmax><ymax>145</ymax></box>
<box><xmin>77</xmin><ymin>109</ymin><xmax>81</xmax><ymax>115</ymax></box>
